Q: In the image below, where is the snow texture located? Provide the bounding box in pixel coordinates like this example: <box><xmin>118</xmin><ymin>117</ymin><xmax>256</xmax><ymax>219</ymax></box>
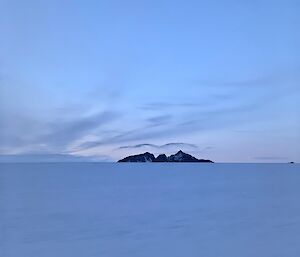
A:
<box><xmin>1</xmin><ymin>163</ymin><xmax>300</xmax><ymax>257</ymax></box>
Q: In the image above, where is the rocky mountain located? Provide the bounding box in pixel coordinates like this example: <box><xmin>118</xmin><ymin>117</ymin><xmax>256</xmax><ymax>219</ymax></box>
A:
<box><xmin>118</xmin><ymin>152</ymin><xmax>155</xmax><ymax>162</ymax></box>
<box><xmin>153</xmin><ymin>154</ymin><xmax>168</xmax><ymax>162</ymax></box>
<box><xmin>118</xmin><ymin>150</ymin><xmax>213</xmax><ymax>163</ymax></box>
<box><xmin>168</xmin><ymin>150</ymin><xmax>212</xmax><ymax>162</ymax></box>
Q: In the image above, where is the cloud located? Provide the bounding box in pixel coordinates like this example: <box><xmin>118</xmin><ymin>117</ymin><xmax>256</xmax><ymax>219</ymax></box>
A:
<box><xmin>119</xmin><ymin>143</ymin><xmax>157</xmax><ymax>149</ymax></box>
<box><xmin>39</xmin><ymin>111</ymin><xmax>119</xmax><ymax>148</ymax></box>
<box><xmin>162</xmin><ymin>143</ymin><xmax>198</xmax><ymax>149</ymax></box>
<box><xmin>198</xmin><ymin>146</ymin><xmax>214</xmax><ymax>152</ymax></box>
<box><xmin>0</xmin><ymin>72</ymin><xmax>123</xmax><ymax>156</ymax></box>
<box><xmin>75</xmin><ymin>104</ymin><xmax>246</xmax><ymax>151</ymax></box>
<box><xmin>140</xmin><ymin>102</ymin><xmax>206</xmax><ymax>111</ymax></box>
<box><xmin>60</xmin><ymin>76</ymin><xmax>299</xmax><ymax>154</ymax></box>
<box><xmin>146</xmin><ymin>114</ymin><xmax>172</xmax><ymax>125</ymax></box>
<box><xmin>131</xmin><ymin>71</ymin><xmax>299</xmax><ymax>145</ymax></box>
<box><xmin>118</xmin><ymin>142</ymin><xmax>198</xmax><ymax>150</ymax></box>
<box><xmin>139</xmin><ymin>92</ymin><xmax>234</xmax><ymax>112</ymax></box>
<box><xmin>0</xmin><ymin>153</ymin><xmax>111</xmax><ymax>162</ymax></box>
<box><xmin>0</xmin><ymin>113</ymin><xmax>46</xmax><ymax>152</ymax></box>
<box><xmin>254</xmin><ymin>156</ymin><xmax>289</xmax><ymax>161</ymax></box>
<box><xmin>0</xmin><ymin>109</ymin><xmax>120</xmax><ymax>154</ymax></box>
<box><xmin>194</xmin><ymin>68</ymin><xmax>300</xmax><ymax>90</ymax></box>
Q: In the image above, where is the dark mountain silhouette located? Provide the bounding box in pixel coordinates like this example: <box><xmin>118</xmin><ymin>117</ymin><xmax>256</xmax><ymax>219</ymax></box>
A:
<box><xmin>118</xmin><ymin>152</ymin><xmax>155</xmax><ymax>162</ymax></box>
<box><xmin>153</xmin><ymin>154</ymin><xmax>168</xmax><ymax>162</ymax></box>
<box><xmin>168</xmin><ymin>150</ymin><xmax>212</xmax><ymax>162</ymax></box>
<box><xmin>118</xmin><ymin>150</ymin><xmax>213</xmax><ymax>163</ymax></box>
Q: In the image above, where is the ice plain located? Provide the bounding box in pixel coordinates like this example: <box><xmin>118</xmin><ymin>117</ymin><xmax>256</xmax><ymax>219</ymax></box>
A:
<box><xmin>1</xmin><ymin>163</ymin><xmax>300</xmax><ymax>257</ymax></box>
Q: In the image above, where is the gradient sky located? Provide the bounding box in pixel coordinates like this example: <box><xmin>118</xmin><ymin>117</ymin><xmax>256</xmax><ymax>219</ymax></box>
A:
<box><xmin>0</xmin><ymin>0</ymin><xmax>299</xmax><ymax>162</ymax></box>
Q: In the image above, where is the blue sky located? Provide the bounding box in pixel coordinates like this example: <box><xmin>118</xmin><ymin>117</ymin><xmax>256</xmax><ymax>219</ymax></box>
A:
<box><xmin>0</xmin><ymin>0</ymin><xmax>299</xmax><ymax>162</ymax></box>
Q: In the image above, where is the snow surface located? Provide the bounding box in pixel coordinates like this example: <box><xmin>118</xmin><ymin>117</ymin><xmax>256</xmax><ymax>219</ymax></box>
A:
<box><xmin>1</xmin><ymin>163</ymin><xmax>300</xmax><ymax>257</ymax></box>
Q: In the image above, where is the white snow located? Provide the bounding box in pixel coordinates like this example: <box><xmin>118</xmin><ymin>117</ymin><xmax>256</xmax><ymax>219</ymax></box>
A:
<box><xmin>1</xmin><ymin>163</ymin><xmax>300</xmax><ymax>257</ymax></box>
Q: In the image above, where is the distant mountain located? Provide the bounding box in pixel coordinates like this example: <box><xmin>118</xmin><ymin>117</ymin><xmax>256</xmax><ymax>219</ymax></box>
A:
<box><xmin>118</xmin><ymin>150</ymin><xmax>213</xmax><ymax>163</ymax></box>
<box><xmin>118</xmin><ymin>152</ymin><xmax>155</xmax><ymax>162</ymax></box>
<box><xmin>168</xmin><ymin>150</ymin><xmax>213</xmax><ymax>162</ymax></box>
<box><xmin>153</xmin><ymin>154</ymin><xmax>168</xmax><ymax>162</ymax></box>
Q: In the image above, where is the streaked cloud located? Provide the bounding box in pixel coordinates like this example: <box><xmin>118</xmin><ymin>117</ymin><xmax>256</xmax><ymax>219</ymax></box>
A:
<box><xmin>146</xmin><ymin>114</ymin><xmax>172</xmax><ymax>125</ymax></box>
<box><xmin>254</xmin><ymin>156</ymin><xmax>289</xmax><ymax>161</ymax></box>
<box><xmin>0</xmin><ymin>153</ymin><xmax>110</xmax><ymax>162</ymax></box>
<box><xmin>118</xmin><ymin>142</ymin><xmax>198</xmax><ymax>150</ymax></box>
<box><xmin>38</xmin><ymin>111</ymin><xmax>120</xmax><ymax>149</ymax></box>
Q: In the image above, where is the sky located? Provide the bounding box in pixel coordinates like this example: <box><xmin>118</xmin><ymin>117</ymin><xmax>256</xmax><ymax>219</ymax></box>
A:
<box><xmin>0</xmin><ymin>0</ymin><xmax>299</xmax><ymax>162</ymax></box>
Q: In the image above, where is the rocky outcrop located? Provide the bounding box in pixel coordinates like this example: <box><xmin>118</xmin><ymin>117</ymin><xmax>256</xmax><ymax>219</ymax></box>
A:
<box><xmin>153</xmin><ymin>154</ymin><xmax>168</xmax><ymax>162</ymax></box>
<box><xmin>118</xmin><ymin>150</ymin><xmax>213</xmax><ymax>163</ymax></box>
<box><xmin>168</xmin><ymin>150</ymin><xmax>212</xmax><ymax>162</ymax></box>
<box><xmin>118</xmin><ymin>152</ymin><xmax>155</xmax><ymax>162</ymax></box>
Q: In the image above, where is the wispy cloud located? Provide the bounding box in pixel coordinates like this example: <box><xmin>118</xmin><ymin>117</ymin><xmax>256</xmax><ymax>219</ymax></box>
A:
<box><xmin>0</xmin><ymin>109</ymin><xmax>120</xmax><ymax>154</ymax></box>
<box><xmin>254</xmin><ymin>156</ymin><xmax>289</xmax><ymax>161</ymax></box>
<box><xmin>146</xmin><ymin>114</ymin><xmax>172</xmax><ymax>125</ymax></box>
<box><xmin>38</xmin><ymin>111</ymin><xmax>120</xmax><ymax>148</ymax></box>
<box><xmin>74</xmin><ymin>99</ymin><xmax>269</xmax><ymax>152</ymax></box>
<box><xmin>118</xmin><ymin>142</ymin><xmax>198</xmax><ymax>150</ymax></box>
<box><xmin>140</xmin><ymin>102</ymin><xmax>205</xmax><ymax>110</ymax></box>
<box><xmin>0</xmin><ymin>153</ymin><xmax>111</xmax><ymax>162</ymax></box>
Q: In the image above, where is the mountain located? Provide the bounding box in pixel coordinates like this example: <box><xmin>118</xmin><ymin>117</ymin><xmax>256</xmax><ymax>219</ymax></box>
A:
<box><xmin>118</xmin><ymin>152</ymin><xmax>155</xmax><ymax>162</ymax></box>
<box><xmin>153</xmin><ymin>154</ymin><xmax>168</xmax><ymax>162</ymax></box>
<box><xmin>168</xmin><ymin>150</ymin><xmax>213</xmax><ymax>162</ymax></box>
<box><xmin>118</xmin><ymin>150</ymin><xmax>213</xmax><ymax>163</ymax></box>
